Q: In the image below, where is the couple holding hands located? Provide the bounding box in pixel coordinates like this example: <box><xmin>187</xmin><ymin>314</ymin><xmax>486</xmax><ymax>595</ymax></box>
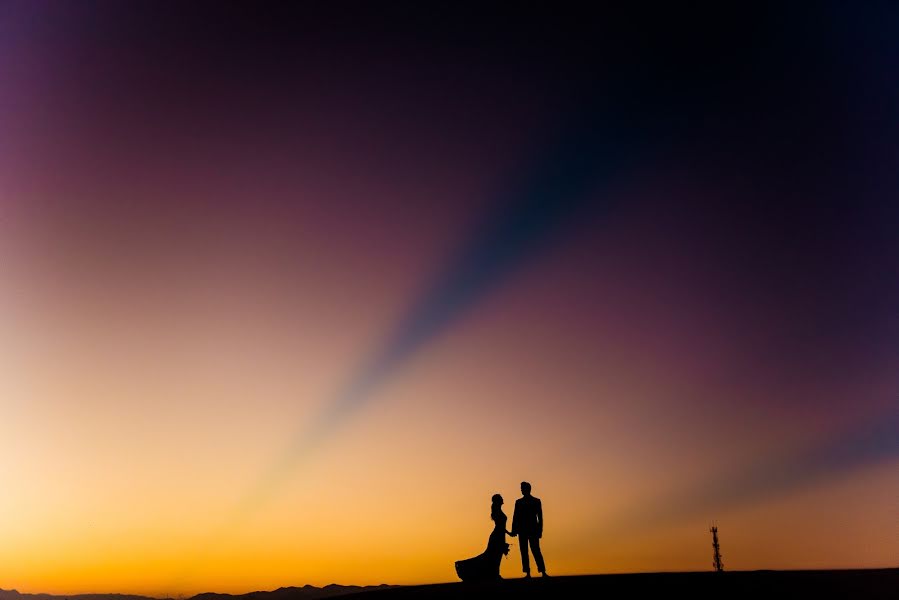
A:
<box><xmin>455</xmin><ymin>481</ymin><xmax>548</xmax><ymax>581</ymax></box>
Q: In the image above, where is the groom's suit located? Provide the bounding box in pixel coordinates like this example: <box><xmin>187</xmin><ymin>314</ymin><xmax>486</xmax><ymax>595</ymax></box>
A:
<box><xmin>511</xmin><ymin>495</ymin><xmax>545</xmax><ymax>574</ymax></box>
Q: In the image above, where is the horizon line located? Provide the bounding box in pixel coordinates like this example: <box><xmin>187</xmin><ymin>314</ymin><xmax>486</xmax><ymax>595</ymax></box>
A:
<box><xmin>6</xmin><ymin>566</ymin><xmax>899</xmax><ymax>598</ymax></box>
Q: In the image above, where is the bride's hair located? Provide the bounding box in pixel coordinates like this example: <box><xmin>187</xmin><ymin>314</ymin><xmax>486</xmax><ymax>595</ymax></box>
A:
<box><xmin>490</xmin><ymin>494</ymin><xmax>503</xmax><ymax>521</ymax></box>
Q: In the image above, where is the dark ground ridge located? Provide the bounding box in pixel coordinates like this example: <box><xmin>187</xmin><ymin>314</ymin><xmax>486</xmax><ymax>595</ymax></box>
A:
<box><xmin>341</xmin><ymin>569</ymin><xmax>898</xmax><ymax>599</ymax></box>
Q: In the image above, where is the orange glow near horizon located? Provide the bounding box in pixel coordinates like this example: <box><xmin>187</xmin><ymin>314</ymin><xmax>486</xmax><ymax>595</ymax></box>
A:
<box><xmin>1</xmin><ymin>236</ymin><xmax>896</xmax><ymax>595</ymax></box>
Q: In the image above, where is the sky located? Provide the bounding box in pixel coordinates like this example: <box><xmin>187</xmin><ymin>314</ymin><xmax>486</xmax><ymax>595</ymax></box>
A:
<box><xmin>1</xmin><ymin>2</ymin><xmax>897</xmax><ymax>596</ymax></box>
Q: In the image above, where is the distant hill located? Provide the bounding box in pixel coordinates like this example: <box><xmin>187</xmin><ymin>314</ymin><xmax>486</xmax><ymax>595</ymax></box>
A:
<box><xmin>0</xmin><ymin>585</ymin><xmax>394</xmax><ymax>600</ymax></box>
<box><xmin>0</xmin><ymin>590</ymin><xmax>166</xmax><ymax>600</ymax></box>
<box><xmin>191</xmin><ymin>585</ymin><xmax>395</xmax><ymax>600</ymax></box>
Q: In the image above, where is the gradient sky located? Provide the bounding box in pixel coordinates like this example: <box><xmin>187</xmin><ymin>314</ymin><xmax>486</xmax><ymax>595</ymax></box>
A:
<box><xmin>1</xmin><ymin>2</ymin><xmax>897</xmax><ymax>596</ymax></box>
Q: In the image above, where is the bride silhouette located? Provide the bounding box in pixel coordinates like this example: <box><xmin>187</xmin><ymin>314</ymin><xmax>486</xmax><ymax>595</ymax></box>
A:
<box><xmin>455</xmin><ymin>494</ymin><xmax>512</xmax><ymax>581</ymax></box>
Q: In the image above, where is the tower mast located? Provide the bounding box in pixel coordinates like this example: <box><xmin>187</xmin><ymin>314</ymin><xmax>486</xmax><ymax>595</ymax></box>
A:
<box><xmin>710</xmin><ymin>524</ymin><xmax>724</xmax><ymax>572</ymax></box>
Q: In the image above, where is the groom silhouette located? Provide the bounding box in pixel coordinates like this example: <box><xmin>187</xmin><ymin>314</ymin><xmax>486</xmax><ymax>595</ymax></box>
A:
<box><xmin>510</xmin><ymin>481</ymin><xmax>547</xmax><ymax>577</ymax></box>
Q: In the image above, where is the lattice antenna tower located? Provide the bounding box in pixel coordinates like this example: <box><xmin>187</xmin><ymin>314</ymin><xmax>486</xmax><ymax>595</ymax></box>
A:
<box><xmin>710</xmin><ymin>523</ymin><xmax>724</xmax><ymax>572</ymax></box>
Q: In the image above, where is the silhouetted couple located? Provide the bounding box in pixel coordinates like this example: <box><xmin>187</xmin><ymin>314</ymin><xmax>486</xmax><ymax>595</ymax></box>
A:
<box><xmin>455</xmin><ymin>481</ymin><xmax>548</xmax><ymax>581</ymax></box>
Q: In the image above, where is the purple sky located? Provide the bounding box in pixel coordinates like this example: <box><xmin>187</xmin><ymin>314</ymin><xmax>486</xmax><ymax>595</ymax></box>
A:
<box><xmin>1</xmin><ymin>2</ymin><xmax>896</xmax><ymax>593</ymax></box>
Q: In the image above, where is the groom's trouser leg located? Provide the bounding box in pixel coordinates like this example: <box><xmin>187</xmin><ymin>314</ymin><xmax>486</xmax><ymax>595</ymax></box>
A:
<box><xmin>519</xmin><ymin>537</ymin><xmax>530</xmax><ymax>573</ymax></box>
<box><xmin>529</xmin><ymin>537</ymin><xmax>545</xmax><ymax>573</ymax></box>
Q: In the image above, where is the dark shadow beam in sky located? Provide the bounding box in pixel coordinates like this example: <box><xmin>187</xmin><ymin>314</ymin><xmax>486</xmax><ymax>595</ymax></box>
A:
<box><xmin>235</xmin><ymin>102</ymin><xmax>646</xmax><ymax>515</ymax></box>
<box><xmin>591</xmin><ymin>409</ymin><xmax>899</xmax><ymax>540</ymax></box>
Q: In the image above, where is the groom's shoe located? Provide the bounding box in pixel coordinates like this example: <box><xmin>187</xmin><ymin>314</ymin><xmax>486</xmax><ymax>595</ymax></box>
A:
<box><xmin>523</xmin><ymin>573</ymin><xmax>531</xmax><ymax>579</ymax></box>
<box><xmin>540</xmin><ymin>571</ymin><xmax>550</xmax><ymax>577</ymax></box>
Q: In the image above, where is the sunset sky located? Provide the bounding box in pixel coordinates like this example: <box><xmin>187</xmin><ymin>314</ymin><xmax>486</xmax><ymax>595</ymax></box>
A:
<box><xmin>1</xmin><ymin>2</ymin><xmax>897</xmax><ymax>596</ymax></box>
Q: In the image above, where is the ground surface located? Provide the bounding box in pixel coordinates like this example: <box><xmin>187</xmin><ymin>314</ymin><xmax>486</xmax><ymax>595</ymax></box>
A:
<box><xmin>341</xmin><ymin>570</ymin><xmax>898</xmax><ymax>599</ymax></box>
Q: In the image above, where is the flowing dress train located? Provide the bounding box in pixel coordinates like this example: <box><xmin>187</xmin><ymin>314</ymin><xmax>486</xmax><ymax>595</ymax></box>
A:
<box><xmin>455</xmin><ymin>511</ymin><xmax>509</xmax><ymax>581</ymax></box>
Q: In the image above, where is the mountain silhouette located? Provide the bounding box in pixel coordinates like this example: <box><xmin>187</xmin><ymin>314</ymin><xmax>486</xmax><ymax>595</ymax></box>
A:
<box><xmin>0</xmin><ymin>585</ymin><xmax>395</xmax><ymax>600</ymax></box>
<box><xmin>0</xmin><ymin>590</ymin><xmax>163</xmax><ymax>600</ymax></box>
<box><xmin>191</xmin><ymin>585</ymin><xmax>395</xmax><ymax>600</ymax></box>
